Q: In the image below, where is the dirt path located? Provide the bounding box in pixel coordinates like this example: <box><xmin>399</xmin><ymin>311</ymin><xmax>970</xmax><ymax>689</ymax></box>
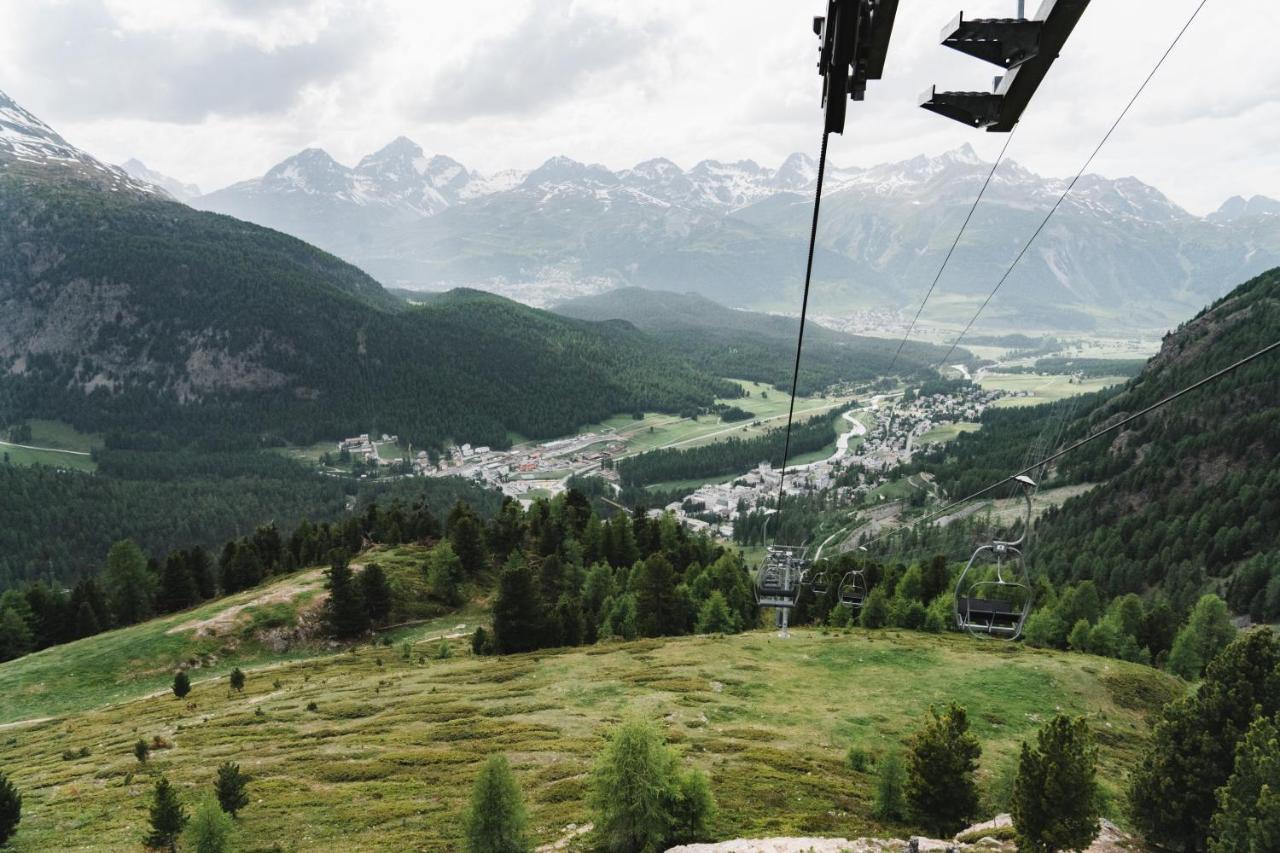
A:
<box><xmin>0</xmin><ymin>440</ymin><xmax>90</xmax><ymax>456</ymax></box>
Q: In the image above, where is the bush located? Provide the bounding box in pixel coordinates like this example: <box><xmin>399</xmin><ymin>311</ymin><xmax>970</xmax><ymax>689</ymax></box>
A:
<box><xmin>847</xmin><ymin>745</ymin><xmax>872</xmax><ymax>773</ymax></box>
<box><xmin>590</xmin><ymin>719</ymin><xmax>714</xmax><ymax>851</ymax></box>
<box><xmin>463</xmin><ymin>754</ymin><xmax>529</xmax><ymax>853</ymax></box>
<box><xmin>185</xmin><ymin>795</ymin><xmax>234</xmax><ymax>853</ymax></box>
<box><xmin>214</xmin><ymin>762</ymin><xmax>250</xmax><ymax>817</ymax></box>
<box><xmin>172</xmin><ymin>670</ymin><xmax>192</xmax><ymax>699</ymax></box>
<box><xmin>905</xmin><ymin>703</ymin><xmax>981</xmax><ymax>836</ymax></box>
<box><xmin>434</xmin><ymin>639</ymin><xmax>452</xmax><ymax>660</ymax></box>
<box><xmin>872</xmin><ymin>752</ymin><xmax>907</xmax><ymax>821</ymax></box>
<box><xmin>1011</xmin><ymin>715</ymin><xmax>1100</xmax><ymax>852</ymax></box>
<box><xmin>0</xmin><ymin>771</ymin><xmax>20</xmax><ymax>846</ymax></box>
<box><xmin>144</xmin><ymin>777</ymin><xmax>188</xmax><ymax>851</ymax></box>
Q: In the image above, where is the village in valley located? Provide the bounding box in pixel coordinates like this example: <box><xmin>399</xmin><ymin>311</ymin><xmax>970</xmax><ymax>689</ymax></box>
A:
<box><xmin>326</xmin><ymin>378</ymin><xmax>1017</xmax><ymax>542</ymax></box>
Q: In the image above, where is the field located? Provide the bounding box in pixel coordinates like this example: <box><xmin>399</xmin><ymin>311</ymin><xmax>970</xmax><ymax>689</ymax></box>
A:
<box><xmin>0</xmin><ymin>618</ymin><xmax>1178</xmax><ymax>850</ymax></box>
<box><xmin>578</xmin><ymin>380</ymin><xmax>852</xmax><ymax>458</ymax></box>
<box><xmin>0</xmin><ymin>419</ymin><xmax>101</xmax><ymax>472</ymax></box>
<box><xmin>977</xmin><ymin>372</ymin><xmax>1127</xmax><ymax>408</ymax></box>
<box><xmin>918</xmin><ymin>422</ymin><xmax>981</xmax><ymax>445</ymax></box>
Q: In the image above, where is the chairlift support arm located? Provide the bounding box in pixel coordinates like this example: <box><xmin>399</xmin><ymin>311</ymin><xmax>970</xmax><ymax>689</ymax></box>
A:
<box><xmin>814</xmin><ymin>0</ymin><xmax>900</xmax><ymax>135</ymax></box>
<box><xmin>921</xmin><ymin>0</ymin><xmax>1091</xmax><ymax>132</ymax></box>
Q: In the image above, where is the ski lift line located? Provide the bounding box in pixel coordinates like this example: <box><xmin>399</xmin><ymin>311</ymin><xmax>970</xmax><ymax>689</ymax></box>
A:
<box><xmin>774</xmin><ymin>128</ymin><xmax>832</xmax><ymax>534</ymax></box>
<box><xmin>931</xmin><ymin>0</ymin><xmax>1214</xmax><ymax>370</ymax></box>
<box><xmin>861</xmin><ymin>336</ymin><xmax>1280</xmax><ymax>552</ymax></box>
<box><xmin>887</xmin><ymin>126</ymin><xmax>1018</xmax><ymax>374</ymax></box>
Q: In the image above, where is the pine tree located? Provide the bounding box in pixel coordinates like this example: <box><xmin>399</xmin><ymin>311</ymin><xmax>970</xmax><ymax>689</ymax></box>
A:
<box><xmin>0</xmin><ymin>770</ymin><xmax>20</xmax><ymax>846</ymax></box>
<box><xmin>324</xmin><ymin>551</ymin><xmax>368</xmax><ymax>638</ymax></box>
<box><xmin>463</xmin><ymin>754</ymin><xmax>530</xmax><ymax>853</ymax></box>
<box><xmin>214</xmin><ymin>761</ymin><xmax>249</xmax><ymax>817</ymax></box>
<box><xmin>144</xmin><ymin>777</ymin><xmax>188</xmax><ymax>852</ymax></box>
<box><xmin>860</xmin><ymin>586</ymin><xmax>890</xmax><ymax>629</ymax></box>
<box><xmin>448</xmin><ymin>506</ymin><xmax>489</xmax><ymax>577</ymax></box>
<box><xmin>103</xmin><ymin>539</ymin><xmax>156</xmax><ymax>626</ymax></box>
<box><xmin>1167</xmin><ymin>594</ymin><xmax>1237</xmax><ymax>680</ymax></box>
<box><xmin>1011</xmin><ymin>715</ymin><xmax>1100</xmax><ymax>852</ymax></box>
<box><xmin>1130</xmin><ymin>630</ymin><xmax>1280</xmax><ymax>850</ymax></box>
<box><xmin>1209</xmin><ymin>713</ymin><xmax>1280</xmax><ymax>852</ymax></box>
<box><xmin>426</xmin><ymin>542</ymin><xmax>465</xmax><ymax>606</ymax></box>
<box><xmin>157</xmin><ymin>553</ymin><xmax>198</xmax><ymax>613</ymax></box>
<box><xmin>359</xmin><ymin>562</ymin><xmax>392</xmax><ymax>625</ymax></box>
<box><xmin>135</xmin><ymin>739</ymin><xmax>151</xmax><ymax>764</ymax></box>
<box><xmin>73</xmin><ymin>600</ymin><xmax>100</xmax><ymax>639</ymax></box>
<box><xmin>185</xmin><ymin>794</ymin><xmax>234</xmax><ymax>853</ymax></box>
<box><xmin>904</xmin><ymin>703</ymin><xmax>982</xmax><ymax>837</ymax></box>
<box><xmin>695</xmin><ymin>590</ymin><xmax>736</xmax><ymax>634</ymax></box>
<box><xmin>632</xmin><ymin>554</ymin><xmax>682</xmax><ymax>638</ymax></box>
<box><xmin>172</xmin><ymin>670</ymin><xmax>191</xmax><ymax>699</ymax></box>
<box><xmin>872</xmin><ymin>751</ymin><xmax>907</xmax><ymax>821</ymax></box>
<box><xmin>0</xmin><ymin>606</ymin><xmax>34</xmax><ymax>662</ymax></box>
<box><xmin>491</xmin><ymin>555</ymin><xmax>544</xmax><ymax>654</ymax></box>
<box><xmin>228</xmin><ymin>667</ymin><xmax>245</xmax><ymax>693</ymax></box>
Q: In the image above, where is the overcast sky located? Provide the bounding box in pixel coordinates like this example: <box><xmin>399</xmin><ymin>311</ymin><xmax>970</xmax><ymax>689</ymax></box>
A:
<box><xmin>1</xmin><ymin>0</ymin><xmax>1275</xmax><ymax>214</ymax></box>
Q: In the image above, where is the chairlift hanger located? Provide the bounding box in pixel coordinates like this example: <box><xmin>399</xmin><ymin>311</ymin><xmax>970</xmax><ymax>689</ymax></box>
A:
<box><xmin>953</xmin><ymin>475</ymin><xmax>1036</xmax><ymax>639</ymax></box>
<box><xmin>814</xmin><ymin>0</ymin><xmax>901</xmax><ymax>135</ymax></box>
<box><xmin>921</xmin><ymin>0</ymin><xmax>1092</xmax><ymax>132</ymax></box>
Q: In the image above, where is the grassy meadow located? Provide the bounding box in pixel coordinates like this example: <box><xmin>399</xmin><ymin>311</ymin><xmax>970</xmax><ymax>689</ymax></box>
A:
<box><xmin>0</xmin><ymin>613</ymin><xmax>1179</xmax><ymax>849</ymax></box>
<box><xmin>977</xmin><ymin>372</ymin><xmax>1127</xmax><ymax>408</ymax></box>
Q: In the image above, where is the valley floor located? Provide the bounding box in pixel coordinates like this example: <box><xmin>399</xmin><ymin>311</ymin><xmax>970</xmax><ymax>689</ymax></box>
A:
<box><xmin>0</xmin><ymin>628</ymin><xmax>1177</xmax><ymax>850</ymax></box>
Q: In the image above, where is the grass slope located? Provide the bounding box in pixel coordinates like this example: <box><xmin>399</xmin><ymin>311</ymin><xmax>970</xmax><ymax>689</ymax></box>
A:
<box><xmin>0</xmin><ymin>618</ymin><xmax>1178</xmax><ymax>849</ymax></box>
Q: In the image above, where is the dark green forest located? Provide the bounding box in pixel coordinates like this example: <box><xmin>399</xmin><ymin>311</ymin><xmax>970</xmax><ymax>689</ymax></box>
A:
<box><xmin>0</xmin><ymin>176</ymin><xmax>737</xmax><ymax>452</ymax></box>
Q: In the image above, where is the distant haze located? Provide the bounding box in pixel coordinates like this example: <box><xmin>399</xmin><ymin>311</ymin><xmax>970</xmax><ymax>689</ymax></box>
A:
<box><xmin>1</xmin><ymin>0</ymin><xmax>1278</xmax><ymax>215</ymax></box>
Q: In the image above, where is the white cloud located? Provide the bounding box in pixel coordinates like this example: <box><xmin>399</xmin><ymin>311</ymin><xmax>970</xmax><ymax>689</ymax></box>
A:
<box><xmin>0</xmin><ymin>0</ymin><xmax>1275</xmax><ymax>214</ymax></box>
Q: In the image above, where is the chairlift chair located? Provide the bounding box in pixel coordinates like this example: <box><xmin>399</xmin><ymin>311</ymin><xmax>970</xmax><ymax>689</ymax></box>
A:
<box><xmin>810</xmin><ymin>569</ymin><xmax>831</xmax><ymax>597</ymax></box>
<box><xmin>953</xmin><ymin>475</ymin><xmax>1036</xmax><ymax>639</ymax></box>
<box><xmin>755</xmin><ymin>545</ymin><xmax>808</xmax><ymax>610</ymax></box>
<box><xmin>837</xmin><ymin>570</ymin><xmax>867</xmax><ymax>609</ymax></box>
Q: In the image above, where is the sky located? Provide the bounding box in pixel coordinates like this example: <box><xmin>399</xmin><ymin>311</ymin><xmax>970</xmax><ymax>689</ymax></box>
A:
<box><xmin>1</xmin><ymin>0</ymin><xmax>1276</xmax><ymax>214</ymax></box>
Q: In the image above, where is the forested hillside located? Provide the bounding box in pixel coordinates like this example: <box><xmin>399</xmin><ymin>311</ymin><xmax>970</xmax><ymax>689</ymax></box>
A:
<box><xmin>555</xmin><ymin>287</ymin><xmax>963</xmax><ymax>392</ymax></box>
<box><xmin>908</xmin><ymin>268</ymin><xmax>1280</xmax><ymax>617</ymax></box>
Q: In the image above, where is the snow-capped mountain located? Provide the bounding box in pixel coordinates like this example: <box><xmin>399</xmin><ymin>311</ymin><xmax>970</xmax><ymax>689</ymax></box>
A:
<box><xmin>0</xmin><ymin>90</ymin><xmax>159</xmax><ymax>195</ymax></box>
<box><xmin>192</xmin><ymin>136</ymin><xmax>1279</xmax><ymax>331</ymax></box>
<box><xmin>121</xmin><ymin>158</ymin><xmax>201</xmax><ymax>202</ymax></box>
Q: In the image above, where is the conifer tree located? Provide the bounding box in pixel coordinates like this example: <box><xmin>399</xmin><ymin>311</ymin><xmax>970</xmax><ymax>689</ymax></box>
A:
<box><xmin>214</xmin><ymin>762</ymin><xmax>249</xmax><ymax>817</ymax></box>
<box><xmin>904</xmin><ymin>703</ymin><xmax>981</xmax><ymax>837</ymax></box>
<box><xmin>73</xmin><ymin>600</ymin><xmax>100</xmax><ymax>639</ymax></box>
<box><xmin>144</xmin><ymin>777</ymin><xmax>188</xmax><ymax>852</ymax></box>
<box><xmin>228</xmin><ymin>668</ymin><xmax>245</xmax><ymax>693</ymax></box>
<box><xmin>1011</xmin><ymin>715</ymin><xmax>1100</xmax><ymax>852</ymax></box>
<box><xmin>633</xmin><ymin>554</ymin><xmax>682</xmax><ymax>638</ymax></box>
<box><xmin>695</xmin><ymin>590</ymin><xmax>736</xmax><ymax>634</ymax></box>
<box><xmin>463</xmin><ymin>754</ymin><xmax>530</xmax><ymax>853</ymax></box>
<box><xmin>172</xmin><ymin>670</ymin><xmax>191</xmax><ymax>699</ymax></box>
<box><xmin>157</xmin><ymin>553</ymin><xmax>198</xmax><ymax>613</ymax></box>
<box><xmin>872</xmin><ymin>752</ymin><xmax>907</xmax><ymax>821</ymax></box>
<box><xmin>0</xmin><ymin>607</ymin><xmax>33</xmax><ymax>662</ymax></box>
<box><xmin>0</xmin><ymin>770</ymin><xmax>20</xmax><ymax>846</ymax></box>
<box><xmin>103</xmin><ymin>539</ymin><xmax>155</xmax><ymax>626</ymax></box>
<box><xmin>185</xmin><ymin>794</ymin><xmax>233</xmax><ymax>853</ymax></box>
<box><xmin>1130</xmin><ymin>630</ymin><xmax>1280</xmax><ymax>849</ymax></box>
<box><xmin>1209</xmin><ymin>713</ymin><xmax>1280</xmax><ymax>852</ymax></box>
<box><xmin>426</xmin><ymin>542</ymin><xmax>465</xmax><ymax>606</ymax></box>
<box><xmin>859</xmin><ymin>587</ymin><xmax>889</xmax><ymax>629</ymax></box>
<box><xmin>324</xmin><ymin>551</ymin><xmax>368</xmax><ymax>638</ymax></box>
<box><xmin>135</xmin><ymin>739</ymin><xmax>151</xmax><ymax>764</ymax></box>
<box><xmin>1167</xmin><ymin>594</ymin><xmax>1236</xmax><ymax>680</ymax></box>
<box><xmin>359</xmin><ymin>562</ymin><xmax>392</xmax><ymax>625</ymax></box>
<box><xmin>492</xmin><ymin>555</ymin><xmax>543</xmax><ymax>654</ymax></box>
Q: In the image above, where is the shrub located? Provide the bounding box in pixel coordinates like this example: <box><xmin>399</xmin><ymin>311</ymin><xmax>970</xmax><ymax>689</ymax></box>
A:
<box><xmin>0</xmin><ymin>771</ymin><xmax>20</xmax><ymax>846</ymax></box>
<box><xmin>904</xmin><ymin>703</ymin><xmax>981</xmax><ymax>836</ymax></box>
<box><xmin>847</xmin><ymin>745</ymin><xmax>872</xmax><ymax>773</ymax></box>
<box><xmin>144</xmin><ymin>777</ymin><xmax>188</xmax><ymax>851</ymax></box>
<box><xmin>872</xmin><ymin>751</ymin><xmax>907</xmax><ymax>821</ymax></box>
<box><xmin>434</xmin><ymin>639</ymin><xmax>452</xmax><ymax>660</ymax></box>
<box><xmin>214</xmin><ymin>762</ymin><xmax>250</xmax><ymax>817</ymax></box>
<box><xmin>185</xmin><ymin>795</ymin><xmax>234</xmax><ymax>853</ymax></box>
<box><xmin>463</xmin><ymin>754</ymin><xmax>529</xmax><ymax>853</ymax></box>
<box><xmin>1011</xmin><ymin>715</ymin><xmax>1100</xmax><ymax>852</ymax></box>
<box><xmin>172</xmin><ymin>670</ymin><xmax>192</xmax><ymax>699</ymax></box>
<box><xmin>471</xmin><ymin>626</ymin><xmax>493</xmax><ymax>656</ymax></box>
<box><xmin>306</xmin><ymin>701</ymin><xmax>318</xmax><ymax>712</ymax></box>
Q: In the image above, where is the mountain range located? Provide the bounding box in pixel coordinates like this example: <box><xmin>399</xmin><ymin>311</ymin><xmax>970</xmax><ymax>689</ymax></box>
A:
<box><xmin>189</xmin><ymin>137</ymin><xmax>1280</xmax><ymax>331</ymax></box>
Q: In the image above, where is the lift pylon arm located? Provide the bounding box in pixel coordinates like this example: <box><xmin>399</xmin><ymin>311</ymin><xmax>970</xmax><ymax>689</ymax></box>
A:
<box><xmin>921</xmin><ymin>0</ymin><xmax>1091</xmax><ymax>132</ymax></box>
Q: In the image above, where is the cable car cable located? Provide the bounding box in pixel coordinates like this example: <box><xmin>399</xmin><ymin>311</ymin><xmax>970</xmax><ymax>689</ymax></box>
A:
<box><xmin>888</xmin><ymin>127</ymin><xmax>1017</xmax><ymax>373</ymax></box>
<box><xmin>863</xmin><ymin>335</ymin><xmax>1280</xmax><ymax>551</ymax></box>
<box><xmin>932</xmin><ymin>0</ymin><xmax>1213</xmax><ymax>371</ymax></box>
<box><xmin>774</xmin><ymin>129</ymin><xmax>832</xmax><ymax>534</ymax></box>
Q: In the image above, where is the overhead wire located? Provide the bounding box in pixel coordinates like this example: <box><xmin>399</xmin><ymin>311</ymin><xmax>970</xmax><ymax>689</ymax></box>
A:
<box><xmin>888</xmin><ymin>127</ymin><xmax>1018</xmax><ymax>373</ymax></box>
<box><xmin>773</xmin><ymin>129</ymin><xmax>832</xmax><ymax>540</ymax></box>
<box><xmin>862</xmin><ymin>337</ymin><xmax>1280</xmax><ymax>552</ymax></box>
<box><xmin>932</xmin><ymin>0</ymin><xmax>1214</xmax><ymax>370</ymax></box>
